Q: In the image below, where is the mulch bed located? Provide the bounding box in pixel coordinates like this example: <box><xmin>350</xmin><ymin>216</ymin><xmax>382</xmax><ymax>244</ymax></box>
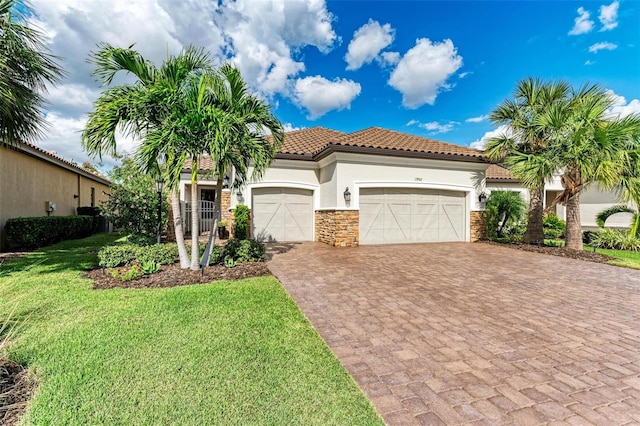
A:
<box><xmin>0</xmin><ymin>359</ymin><xmax>34</xmax><ymax>426</ymax></box>
<box><xmin>87</xmin><ymin>262</ymin><xmax>273</xmax><ymax>290</ymax></box>
<box><xmin>484</xmin><ymin>241</ymin><xmax>614</xmax><ymax>264</ymax></box>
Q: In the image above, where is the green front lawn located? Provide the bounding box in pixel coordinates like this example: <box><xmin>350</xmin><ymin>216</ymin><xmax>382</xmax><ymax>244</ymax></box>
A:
<box><xmin>1</xmin><ymin>234</ymin><xmax>382</xmax><ymax>425</ymax></box>
<box><xmin>589</xmin><ymin>246</ymin><xmax>640</xmax><ymax>269</ymax></box>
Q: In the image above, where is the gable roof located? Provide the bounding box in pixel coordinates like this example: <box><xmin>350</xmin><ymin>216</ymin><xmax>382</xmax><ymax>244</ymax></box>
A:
<box><xmin>486</xmin><ymin>164</ymin><xmax>519</xmax><ymax>182</ymax></box>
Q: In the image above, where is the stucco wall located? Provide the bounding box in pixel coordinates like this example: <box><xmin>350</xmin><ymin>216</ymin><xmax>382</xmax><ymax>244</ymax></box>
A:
<box><xmin>0</xmin><ymin>145</ymin><xmax>110</xmax><ymax>249</ymax></box>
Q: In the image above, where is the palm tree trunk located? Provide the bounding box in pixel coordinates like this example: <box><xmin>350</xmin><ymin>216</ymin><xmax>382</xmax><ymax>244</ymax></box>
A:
<box><xmin>565</xmin><ymin>192</ymin><xmax>583</xmax><ymax>250</ymax></box>
<box><xmin>525</xmin><ymin>187</ymin><xmax>545</xmax><ymax>245</ymax></box>
<box><xmin>215</xmin><ymin>173</ymin><xmax>224</xmax><ymax>221</ymax></box>
<box><xmin>171</xmin><ymin>190</ymin><xmax>190</xmax><ymax>268</ymax></box>
<box><xmin>190</xmin><ymin>180</ymin><xmax>200</xmax><ymax>270</ymax></box>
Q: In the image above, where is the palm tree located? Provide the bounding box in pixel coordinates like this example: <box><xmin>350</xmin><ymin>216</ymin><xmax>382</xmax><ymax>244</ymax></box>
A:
<box><xmin>540</xmin><ymin>84</ymin><xmax>640</xmax><ymax>250</ymax></box>
<box><xmin>207</xmin><ymin>64</ymin><xmax>284</xmax><ymax>219</ymax></box>
<box><xmin>484</xmin><ymin>78</ymin><xmax>570</xmax><ymax>245</ymax></box>
<box><xmin>82</xmin><ymin>44</ymin><xmax>215</xmax><ymax>268</ymax></box>
<box><xmin>0</xmin><ymin>0</ymin><xmax>64</xmax><ymax>145</ymax></box>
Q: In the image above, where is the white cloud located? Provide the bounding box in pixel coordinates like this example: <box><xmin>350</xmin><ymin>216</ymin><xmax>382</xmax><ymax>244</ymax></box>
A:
<box><xmin>378</xmin><ymin>51</ymin><xmax>400</xmax><ymax>67</ymax></box>
<box><xmin>584</xmin><ymin>60</ymin><xmax>596</xmax><ymax>65</ymax></box>
<box><xmin>23</xmin><ymin>0</ymin><xmax>340</xmax><ymax>168</ymax></box>
<box><xmin>569</xmin><ymin>6</ymin><xmax>595</xmax><ymax>35</ymax></box>
<box><xmin>470</xmin><ymin>125</ymin><xmax>511</xmax><ymax>150</ymax></box>
<box><xmin>599</xmin><ymin>1</ymin><xmax>619</xmax><ymax>31</ymax></box>
<box><xmin>589</xmin><ymin>41</ymin><xmax>618</xmax><ymax>53</ymax></box>
<box><xmin>282</xmin><ymin>123</ymin><xmax>305</xmax><ymax>132</ymax></box>
<box><xmin>294</xmin><ymin>76</ymin><xmax>361</xmax><ymax>119</ymax></box>
<box><xmin>605</xmin><ymin>90</ymin><xmax>640</xmax><ymax>118</ymax></box>
<box><xmin>466</xmin><ymin>114</ymin><xmax>488</xmax><ymax>123</ymax></box>
<box><xmin>388</xmin><ymin>38</ymin><xmax>463</xmax><ymax>109</ymax></box>
<box><xmin>407</xmin><ymin>119</ymin><xmax>458</xmax><ymax>134</ymax></box>
<box><xmin>345</xmin><ymin>20</ymin><xmax>394</xmax><ymax>70</ymax></box>
<box><xmin>458</xmin><ymin>71</ymin><xmax>473</xmax><ymax>79</ymax></box>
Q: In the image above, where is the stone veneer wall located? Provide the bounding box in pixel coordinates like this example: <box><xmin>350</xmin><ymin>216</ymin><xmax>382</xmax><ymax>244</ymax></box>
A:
<box><xmin>470</xmin><ymin>211</ymin><xmax>485</xmax><ymax>242</ymax></box>
<box><xmin>315</xmin><ymin>210</ymin><xmax>359</xmax><ymax>247</ymax></box>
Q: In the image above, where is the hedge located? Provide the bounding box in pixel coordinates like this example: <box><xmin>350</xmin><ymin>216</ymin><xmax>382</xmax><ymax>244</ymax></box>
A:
<box><xmin>5</xmin><ymin>216</ymin><xmax>94</xmax><ymax>249</ymax></box>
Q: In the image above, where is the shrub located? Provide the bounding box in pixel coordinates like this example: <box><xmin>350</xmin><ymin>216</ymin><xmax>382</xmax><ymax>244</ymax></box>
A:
<box><xmin>233</xmin><ymin>204</ymin><xmax>250</xmax><ymax>240</ymax></box>
<box><xmin>593</xmin><ymin>229</ymin><xmax>640</xmax><ymax>251</ymax></box>
<box><xmin>98</xmin><ymin>244</ymin><xmax>141</xmax><ymax>268</ymax></box>
<box><xmin>78</xmin><ymin>206</ymin><xmax>102</xmax><ymax>233</ymax></box>
<box><xmin>98</xmin><ymin>243</ymin><xmax>179</xmax><ymax>268</ymax></box>
<box><xmin>543</xmin><ymin>213</ymin><xmax>566</xmax><ymax>240</ymax></box>
<box><xmin>101</xmin><ymin>158</ymin><xmax>168</xmax><ymax>237</ymax></box>
<box><xmin>483</xmin><ymin>191</ymin><xmax>526</xmax><ymax>240</ymax></box>
<box><xmin>582</xmin><ymin>230</ymin><xmax>598</xmax><ymax>245</ymax></box>
<box><xmin>5</xmin><ymin>216</ymin><xmax>93</xmax><ymax>249</ymax></box>
<box><xmin>223</xmin><ymin>238</ymin><xmax>265</xmax><ymax>263</ymax></box>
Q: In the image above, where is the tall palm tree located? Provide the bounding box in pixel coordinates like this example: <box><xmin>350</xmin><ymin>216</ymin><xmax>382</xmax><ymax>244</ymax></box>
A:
<box><xmin>0</xmin><ymin>0</ymin><xmax>64</xmax><ymax>145</ymax></box>
<box><xmin>539</xmin><ymin>84</ymin><xmax>640</xmax><ymax>250</ymax></box>
<box><xmin>208</xmin><ymin>64</ymin><xmax>284</xmax><ymax>218</ymax></box>
<box><xmin>484</xmin><ymin>78</ymin><xmax>570</xmax><ymax>245</ymax></box>
<box><xmin>82</xmin><ymin>44</ymin><xmax>215</xmax><ymax>268</ymax></box>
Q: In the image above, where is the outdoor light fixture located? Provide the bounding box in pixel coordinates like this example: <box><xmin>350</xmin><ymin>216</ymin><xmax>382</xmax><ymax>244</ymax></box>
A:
<box><xmin>156</xmin><ymin>178</ymin><xmax>164</xmax><ymax>244</ymax></box>
<box><xmin>223</xmin><ymin>175</ymin><xmax>230</xmax><ymax>189</ymax></box>
<box><xmin>73</xmin><ymin>194</ymin><xmax>79</xmax><ymax>199</ymax></box>
<box><xmin>237</xmin><ymin>191</ymin><xmax>244</xmax><ymax>203</ymax></box>
<box><xmin>478</xmin><ymin>192</ymin><xmax>487</xmax><ymax>203</ymax></box>
<box><xmin>343</xmin><ymin>187</ymin><xmax>351</xmax><ymax>203</ymax></box>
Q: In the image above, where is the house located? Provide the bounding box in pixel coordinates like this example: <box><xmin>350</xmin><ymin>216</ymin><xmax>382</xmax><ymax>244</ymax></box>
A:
<box><xmin>178</xmin><ymin>127</ymin><xmax>490</xmax><ymax>246</ymax></box>
<box><xmin>485</xmin><ymin>164</ymin><xmax>634</xmax><ymax>229</ymax></box>
<box><xmin>0</xmin><ymin>142</ymin><xmax>111</xmax><ymax>250</ymax></box>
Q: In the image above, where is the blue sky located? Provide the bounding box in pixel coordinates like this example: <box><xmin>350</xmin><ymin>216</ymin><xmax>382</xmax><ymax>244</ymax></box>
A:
<box><xmin>24</xmin><ymin>0</ymin><xmax>640</xmax><ymax>169</ymax></box>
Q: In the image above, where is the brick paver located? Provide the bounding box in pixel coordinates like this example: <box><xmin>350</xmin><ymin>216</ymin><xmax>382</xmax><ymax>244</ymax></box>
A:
<box><xmin>267</xmin><ymin>242</ymin><xmax>640</xmax><ymax>425</ymax></box>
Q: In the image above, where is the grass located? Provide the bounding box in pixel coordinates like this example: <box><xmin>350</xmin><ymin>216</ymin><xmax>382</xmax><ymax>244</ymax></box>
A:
<box><xmin>589</xmin><ymin>246</ymin><xmax>640</xmax><ymax>269</ymax></box>
<box><xmin>0</xmin><ymin>234</ymin><xmax>383</xmax><ymax>425</ymax></box>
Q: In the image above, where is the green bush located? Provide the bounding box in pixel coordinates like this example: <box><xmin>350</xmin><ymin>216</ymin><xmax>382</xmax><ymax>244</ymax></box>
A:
<box><xmin>593</xmin><ymin>229</ymin><xmax>640</xmax><ymax>251</ymax></box>
<box><xmin>98</xmin><ymin>243</ymin><xmax>179</xmax><ymax>268</ymax></box>
<box><xmin>98</xmin><ymin>244</ymin><xmax>141</xmax><ymax>268</ymax></box>
<box><xmin>5</xmin><ymin>216</ymin><xmax>93</xmax><ymax>249</ymax></box>
<box><xmin>583</xmin><ymin>230</ymin><xmax>598</xmax><ymax>244</ymax></box>
<box><xmin>543</xmin><ymin>213</ymin><xmax>566</xmax><ymax>239</ymax></box>
<box><xmin>233</xmin><ymin>204</ymin><xmax>250</xmax><ymax>240</ymax></box>
<box><xmin>483</xmin><ymin>191</ymin><xmax>526</xmax><ymax>240</ymax></box>
<box><xmin>223</xmin><ymin>238</ymin><xmax>265</xmax><ymax>263</ymax></box>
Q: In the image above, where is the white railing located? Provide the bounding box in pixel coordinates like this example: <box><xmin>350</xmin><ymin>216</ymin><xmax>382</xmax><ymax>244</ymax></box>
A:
<box><xmin>183</xmin><ymin>200</ymin><xmax>217</xmax><ymax>235</ymax></box>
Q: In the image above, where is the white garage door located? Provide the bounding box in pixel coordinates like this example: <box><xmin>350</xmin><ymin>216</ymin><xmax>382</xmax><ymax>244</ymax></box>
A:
<box><xmin>252</xmin><ymin>188</ymin><xmax>314</xmax><ymax>242</ymax></box>
<box><xmin>360</xmin><ymin>188</ymin><xmax>466</xmax><ymax>245</ymax></box>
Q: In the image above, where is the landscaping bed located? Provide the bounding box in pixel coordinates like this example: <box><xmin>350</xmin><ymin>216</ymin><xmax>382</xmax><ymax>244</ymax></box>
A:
<box><xmin>87</xmin><ymin>261</ymin><xmax>272</xmax><ymax>289</ymax></box>
<box><xmin>485</xmin><ymin>241</ymin><xmax>614</xmax><ymax>264</ymax></box>
<box><xmin>0</xmin><ymin>359</ymin><xmax>34</xmax><ymax>426</ymax></box>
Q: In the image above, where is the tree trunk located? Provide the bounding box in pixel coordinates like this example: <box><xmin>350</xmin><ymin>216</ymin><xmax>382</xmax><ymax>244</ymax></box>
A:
<box><xmin>215</xmin><ymin>172</ymin><xmax>224</xmax><ymax>221</ymax></box>
<box><xmin>171</xmin><ymin>190</ymin><xmax>190</xmax><ymax>268</ymax></box>
<box><xmin>565</xmin><ymin>192</ymin><xmax>583</xmax><ymax>250</ymax></box>
<box><xmin>525</xmin><ymin>187</ymin><xmax>545</xmax><ymax>245</ymax></box>
<box><xmin>190</xmin><ymin>179</ymin><xmax>200</xmax><ymax>270</ymax></box>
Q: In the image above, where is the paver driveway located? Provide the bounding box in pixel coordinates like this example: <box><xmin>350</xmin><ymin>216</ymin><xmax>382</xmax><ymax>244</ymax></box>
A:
<box><xmin>267</xmin><ymin>242</ymin><xmax>640</xmax><ymax>425</ymax></box>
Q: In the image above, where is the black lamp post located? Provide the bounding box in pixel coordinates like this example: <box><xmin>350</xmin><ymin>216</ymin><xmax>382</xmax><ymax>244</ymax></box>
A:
<box><xmin>156</xmin><ymin>178</ymin><xmax>164</xmax><ymax>244</ymax></box>
<box><xmin>343</xmin><ymin>187</ymin><xmax>351</xmax><ymax>204</ymax></box>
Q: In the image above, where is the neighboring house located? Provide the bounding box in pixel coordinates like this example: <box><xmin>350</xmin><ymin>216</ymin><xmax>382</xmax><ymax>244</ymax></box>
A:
<box><xmin>179</xmin><ymin>127</ymin><xmax>490</xmax><ymax>246</ymax></box>
<box><xmin>485</xmin><ymin>164</ymin><xmax>634</xmax><ymax>229</ymax></box>
<box><xmin>0</xmin><ymin>142</ymin><xmax>111</xmax><ymax>250</ymax></box>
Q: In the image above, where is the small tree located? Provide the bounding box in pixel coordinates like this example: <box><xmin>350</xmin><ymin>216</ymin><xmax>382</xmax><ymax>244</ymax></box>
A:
<box><xmin>483</xmin><ymin>191</ymin><xmax>526</xmax><ymax>240</ymax></box>
<box><xmin>101</xmin><ymin>158</ymin><xmax>168</xmax><ymax>239</ymax></box>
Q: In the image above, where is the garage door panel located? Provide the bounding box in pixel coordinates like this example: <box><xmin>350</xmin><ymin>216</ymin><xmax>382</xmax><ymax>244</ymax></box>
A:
<box><xmin>252</xmin><ymin>188</ymin><xmax>313</xmax><ymax>242</ymax></box>
<box><xmin>360</xmin><ymin>188</ymin><xmax>466</xmax><ymax>244</ymax></box>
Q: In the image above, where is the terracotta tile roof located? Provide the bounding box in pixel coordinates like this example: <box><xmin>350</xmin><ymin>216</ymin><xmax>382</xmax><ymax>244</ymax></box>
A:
<box><xmin>183</xmin><ymin>126</ymin><xmax>487</xmax><ymax>171</ymax></box>
<box><xmin>183</xmin><ymin>156</ymin><xmax>214</xmax><ymax>171</ymax></box>
<box><xmin>274</xmin><ymin>127</ymin><xmax>347</xmax><ymax>155</ymax></box>
<box><xmin>325</xmin><ymin>127</ymin><xmax>484</xmax><ymax>159</ymax></box>
<box><xmin>486</xmin><ymin>164</ymin><xmax>519</xmax><ymax>181</ymax></box>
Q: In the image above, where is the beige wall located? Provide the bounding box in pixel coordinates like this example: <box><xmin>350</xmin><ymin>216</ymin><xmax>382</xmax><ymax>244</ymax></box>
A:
<box><xmin>0</xmin><ymin>145</ymin><xmax>110</xmax><ymax>249</ymax></box>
